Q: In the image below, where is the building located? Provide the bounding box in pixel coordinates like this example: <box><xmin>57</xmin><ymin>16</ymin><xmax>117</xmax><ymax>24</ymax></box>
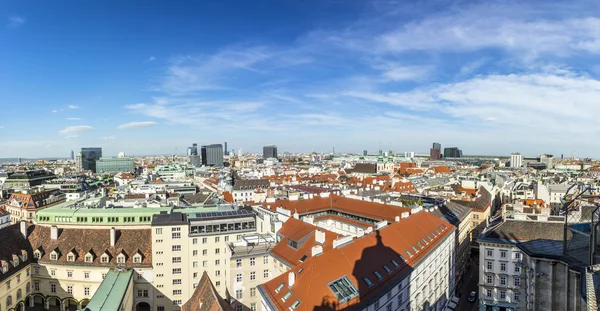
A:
<box><xmin>189</xmin><ymin>155</ymin><xmax>202</xmax><ymax>168</ymax></box>
<box><xmin>430</xmin><ymin>148</ymin><xmax>442</xmax><ymax>161</ymax></box>
<box><xmin>263</xmin><ymin>145</ymin><xmax>278</xmax><ymax>159</ymax></box>
<box><xmin>76</xmin><ymin>152</ymin><xmax>83</xmax><ymax>172</ymax></box>
<box><xmin>363</xmin><ymin>150</ymin><xmax>368</xmax><ymax>156</ymax></box>
<box><xmin>201</xmin><ymin>144</ymin><xmax>224</xmax><ymax>167</ymax></box>
<box><xmin>182</xmin><ymin>271</ymin><xmax>234</xmax><ymax>311</ymax></box>
<box><xmin>258</xmin><ymin>211</ymin><xmax>456</xmax><ymax>311</ymax></box>
<box><xmin>188</xmin><ymin>143</ymin><xmax>198</xmax><ymax>156</ymax></box>
<box><xmin>0</xmin><ymin>223</ymin><xmax>34</xmax><ymax>311</ymax></box>
<box><xmin>4</xmin><ymin>189</ymin><xmax>65</xmax><ymax>224</ymax></box>
<box><xmin>95</xmin><ymin>157</ymin><xmax>135</xmax><ymax>173</ymax></box>
<box><xmin>444</xmin><ymin>147</ymin><xmax>462</xmax><ymax>158</ymax></box>
<box><xmin>4</xmin><ymin>170</ymin><xmax>56</xmax><ymax>189</ymax></box>
<box><xmin>0</xmin><ymin>208</ymin><xmax>10</xmax><ymax>229</ymax></box>
<box><xmin>70</xmin><ymin>150</ymin><xmax>75</xmax><ymax>160</ymax></box>
<box><xmin>510</xmin><ymin>153</ymin><xmax>522</xmax><ymax>168</ymax></box>
<box><xmin>540</xmin><ymin>154</ymin><xmax>554</xmax><ymax>169</ymax></box>
<box><xmin>81</xmin><ymin>147</ymin><xmax>103</xmax><ymax>172</ymax></box>
<box><xmin>433</xmin><ymin>142</ymin><xmax>441</xmax><ymax>150</ymax></box>
<box><xmin>451</xmin><ymin>186</ymin><xmax>493</xmax><ymax>247</ymax></box>
<box><xmin>404</xmin><ymin>152</ymin><xmax>415</xmax><ymax>158</ymax></box>
<box><xmin>224</xmin><ymin>142</ymin><xmax>228</xmax><ymax>156</ymax></box>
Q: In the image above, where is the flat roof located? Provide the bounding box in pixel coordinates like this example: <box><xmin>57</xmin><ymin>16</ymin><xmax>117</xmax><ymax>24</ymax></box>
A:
<box><xmin>84</xmin><ymin>270</ymin><xmax>132</xmax><ymax>311</ymax></box>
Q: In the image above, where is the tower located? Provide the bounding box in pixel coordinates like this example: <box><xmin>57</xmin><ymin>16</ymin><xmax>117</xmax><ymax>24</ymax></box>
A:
<box><xmin>377</xmin><ymin>146</ymin><xmax>384</xmax><ymax>163</ymax></box>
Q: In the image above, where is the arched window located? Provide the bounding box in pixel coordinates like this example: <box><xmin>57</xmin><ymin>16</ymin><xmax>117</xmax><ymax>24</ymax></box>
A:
<box><xmin>17</xmin><ymin>289</ymin><xmax>22</xmax><ymax>299</ymax></box>
<box><xmin>26</xmin><ymin>282</ymin><xmax>31</xmax><ymax>293</ymax></box>
<box><xmin>6</xmin><ymin>296</ymin><xmax>12</xmax><ymax>307</ymax></box>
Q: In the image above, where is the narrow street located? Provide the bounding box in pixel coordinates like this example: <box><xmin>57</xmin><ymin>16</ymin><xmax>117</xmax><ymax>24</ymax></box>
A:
<box><xmin>454</xmin><ymin>255</ymin><xmax>480</xmax><ymax>311</ymax></box>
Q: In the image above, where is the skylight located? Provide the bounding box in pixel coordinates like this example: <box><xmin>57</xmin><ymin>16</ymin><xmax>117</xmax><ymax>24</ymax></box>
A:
<box><xmin>289</xmin><ymin>300</ymin><xmax>301</xmax><ymax>311</ymax></box>
<box><xmin>383</xmin><ymin>265</ymin><xmax>392</xmax><ymax>273</ymax></box>
<box><xmin>399</xmin><ymin>254</ymin><xmax>406</xmax><ymax>261</ymax></box>
<box><xmin>435</xmin><ymin>229</ymin><xmax>441</xmax><ymax>235</ymax></box>
<box><xmin>422</xmin><ymin>238</ymin><xmax>429</xmax><ymax>245</ymax></box>
<box><xmin>282</xmin><ymin>291</ymin><xmax>293</xmax><ymax>302</ymax></box>
<box><xmin>275</xmin><ymin>283</ymin><xmax>284</xmax><ymax>293</ymax></box>
<box><xmin>417</xmin><ymin>242</ymin><xmax>424</xmax><ymax>249</ymax></box>
<box><xmin>412</xmin><ymin>246</ymin><xmax>419</xmax><ymax>253</ymax></box>
<box><xmin>405</xmin><ymin>250</ymin><xmax>413</xmax><ymax>258</ymax></box>
<box><xmin>427</xmin><ymin>234</ymin><xmax>433</xmax><ymax>241</ymax></box>
<box><xmin>391</xmin><ymin>259</ymin><xmax>399</xmax><ymax>267</ymax></box>
<box><xmin>299</xmin><ymin>255</ymin><xmax>308</xmax><ymax>262</ymax></box>
<box><xmin>374</xmin><ymin>271</ymin><xmax>383</xmax><ymax>280</ymax></box>
<box><xmin>363</xmin><ymin>277</ymin><xmax>374</xmax><ymax>287</ymax></box>
<box><xmin>328</xmin><ymin>276</ymin><xmax>359</xmax><ymax>303</ymax></box>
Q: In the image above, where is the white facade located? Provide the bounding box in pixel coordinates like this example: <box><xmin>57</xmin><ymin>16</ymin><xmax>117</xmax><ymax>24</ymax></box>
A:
<box><xmin>510</xmin><ymin>153</ymin><xmax>522</xmax><ymax>168</ymax></box>
<box><xmin>478</xmin><ymin>243</ymin><xmax>524</xmax><ymax>310</ymax></box>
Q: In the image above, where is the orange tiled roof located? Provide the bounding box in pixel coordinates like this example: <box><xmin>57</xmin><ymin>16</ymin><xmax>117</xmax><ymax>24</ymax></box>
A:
<box><xmin>262</xmin><ymin>195</ymin><xmax>411</xmax><ymax>222</ymax></box>
<box><xmin>271</xmin><ymin>218</ymin><xmax>338</xmax><ymax>267</ymax></box>
<box><xmin>260</xmin><ymin>212</ymin><xmax>454</xmax><ymax>311</ymax></box>
<box><xmin>223</xmin><ymin>192</ymin><xmax>234</xmax><ymax>203</ymax></box>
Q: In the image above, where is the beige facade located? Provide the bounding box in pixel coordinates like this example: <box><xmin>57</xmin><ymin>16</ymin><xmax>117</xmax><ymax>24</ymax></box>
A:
<box><xmin>0</xmin><ymin>265</ymin><xmax>31</xmax><ymax>311</ymax></box>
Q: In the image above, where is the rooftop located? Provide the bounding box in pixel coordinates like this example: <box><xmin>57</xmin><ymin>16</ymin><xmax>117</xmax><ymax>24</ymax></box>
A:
<box><xmin>85</xmin><ymin>270</ymin><xmax>133</xmax><ymax>311</ymax></box>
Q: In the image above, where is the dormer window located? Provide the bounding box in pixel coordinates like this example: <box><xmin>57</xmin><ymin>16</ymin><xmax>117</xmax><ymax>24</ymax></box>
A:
<box><xmin>21</xmin><ymin>252</ymin><xmax>27</xmax><ymax>262</ymax></box>
<box><xmin>67</xmin><ymin>254</ymin><xmax>75</xmax><ymax>262</ymax></box>
<box><xmin>2</xmin><ymin>263</ymin><xmax>8</xmax><ymax>273</ymax></box>
<box><xmin>85</xmin><ymin>254</ymin><xmax>93</xmax><ymax>263</ymax></box>
<box><xmin>12</xmin><ymin>256</ymin><xmax>19</xmax><ymax>267</ymax></box>
<box><xmin>287</xmin><ymin>239</ymin><xmax>298</xmax><ymax>249</ymax></box>
<box><xmin>117</xmin><ymin>254</ymin><xmax>126</xmax><ymax>264</ymax></box>
<box><xmin>50</xmin><ymin>252</ymin><xmax>58</xmax><ymax>261</ymax></box>
<box><xmin>133</xmin><ymin>253</ymin><xmax>142</xmax><ymax>264</ymax></box>
<box><xmin>33</xmin><ymin>250</ymin><xmax>41</xmax><ymax>259</ymax></box>
<box><xmin>101</xmin><ymin>253</ymin><xmax>109</xmax><ymax>264</ymax></box>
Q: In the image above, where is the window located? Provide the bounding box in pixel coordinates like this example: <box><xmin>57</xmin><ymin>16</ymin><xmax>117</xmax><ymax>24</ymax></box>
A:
<box><xmin>500</xmin><ymin>276</ymin><xmax>506</xmax><ymax>286</ymax></box>
<box><xmin>397</xmin><ymin>292</ymin><xmax>403</xmax><ymax>305</ymax></box>
<box><xmin>515</xmin><ymin>252</ymin><xmax>521</xmax><ymax>260</ymax></box>
<box><xmin>34</xmin><ymin>281</ymin><xmax>40</xmax><ymax>291</ymax></box>
<box><xmin>236</xmin><ymin>259</ymin><xmax>242</xmax><ymax>268</ymax></box>
<box><xmin>67</xmin><ymin>285</ymin><xmax>73</xmax><ymax>294</ymax></box>
<box><xmin>67</xmin><ymin>271</ymin><xmax>73</xmax><ymax>278</ymax></box>
<box><xmin>203</xmin><ymin>261</ymin><xmax>208</xmax><ymax>267</ymax></box>
<box><xmin>237</xmin><ymin>274</ymin><xmax>243</xmax><ymax>282</ymax></box>
<box><xmin>486</xmin><ymin>261</ymin><xmax>493</xmax><ymax>270</ymax></box>
<box><xmin>275</xmin><ymin>283</ymin><xmax>284</xmax><ymax>293</ymax></box>
<box><xmin>251</xmin><ymin>303</ymin><xmax>256</xmax><ymax>311</ymax></box>
<box><xmin>193</xmin><ymin>261</ymin><xmax>198</xmax><ymax>268</ymax></box>
<box><xmin>117</xmin><ymin>256</ymin><xmax>125</xmax><ymax>264</ymax></box>
<box><xmin>202</xmin><ymin>238</ymin><xmax>207</xmax><ymax>244</ymax></box>
<box><xmin>172</xmin><ymin>245</ymin><xmax>181</xmax><ymax>252</ymax></box>
<box><xmin>486</xmin><ymin>289</ymin><xmax>492</xmax><ymax>298</ymax></box>
<box><xmin>236</xmin><ymin>305</ymin><xmax>243</xmax><ymax>311</ymax></box>
<box><xmin>215</xmin><ymin>259</ymin><xmax>220</xmax><ymax>266</ymax></box>
<box><xmin>155</xmin><ymin>228</ymin><xmax>163</xmax><ymax>234</ymax></box>
<box><xmin>328</xmin><ymin>276</ymin><xmax>359</xmax><ymax>303</ymax></box>
<box><xmin>290</xmin><ymin>300</ymin><xmax>301</xmax><ymax>310</ymax></box>
<box><xmin>374</xmin><ymin>271</ymin><xmax>383</xmax><ymax>280</ymax></box>
<box><xmin>173</xmin><ymin>279</ymin><xmax>182</xmax><ymax>285</ymax></box>
<box><xmin>172</xmin><ymin>232</ymin><xmax>181</xmax><ymax>239</ymax></box>
<box><xmin>264</xmin><ymin>255</ymin><xmax>269</xmax><ymax>264</ymax></box>
<box><xmin>250</xmin><ymin>272</ymin><xmax>256</xmax><ymax>281</ymax></box>
<box><xmin>51</xmin><ymin>283</ymin><xmax>56</xmax><ymax>293</ymax></box>
<box><xmin>173</xmin><ymin>300</ymin><xmax>182</xmax><ymax>306</ymax></box>
<box><xmin>250</xmin><ymin>287</ymin><xmax>257</xmax><ymax>297</ymax></box>
<box><xmin>172</xmin><ymin>257</ymin><xmax>181</xmax><ymax>263</ymax></box>
<box><xmin>157</xmin><ymin>307</ymin><xmax>165</xmax><ymax>311</ymax></box>
<box><xmin>50</xmin><ymin>253</ymin><xmax>57</xmax><ymax>260</ymax></box>
<box><xmin>500</xmin><ymin>263</ymin><xmax>507</xmax><ymax>272</ymax></box>
<box><xmin>514</xmin><ymin>278</ymin><xmax>521</xmax><ymax>287</ymax></box>
<box><xmin>500</xmin><ymin>290</ymin><xmax>506</xmax><ymax>299</ymax></box>
<box><xmin>374</xmin><ymin>300</ymin><xmax>380</xmax><ymax>309</ymax></box>
<box><xmin>215</xmin><ymin>237</ymin><xmax>220</xmax><ymax>243</ymax></box>
<box><xmin>203</xmin><ymin>249</ymin><xmax>208</xmax><ymax>256</ymax></box>
<box><xmin>101</xmin><ymin>255</ymin><xmax>109</xmax><ymax>263</ymax></box>
<box><xmin>486</xmin><ymin>249</ymin><xmax>494</xmax><ymax>257</ymax></box>
<box><xmin>250</xmin><ymin>257</ymin><xmax>256</xmax><ymax>266</ymax></box>
<box><xmin>51</xmin><ymin>269</ymin><xmax>56</xmax><ymax>276</ymax></box>
<box><xmin>193</xmin><ymin>272</ymin><xmax>198</xmax><ymax>278</ymax></box>
<box><xmin>514</xmin><ymin>293</ymin><xmax>520</xmax><ymax>302</ymax></box>
<box><xmin>102</xmin><ymin>273</ymin><xmax>107</xmax><ymax>279</ymax></box>
<box><xmin>85</xmin><ymin>255</ymin><xmax>93</xmax><ymax>263</ymax></box>
<box><xmin>34</xmin><ymin>267</ymin><xmax>39</xmax><ymax>274</ymax></box>
<box><xmin>515</xmin><ymin>265</ymin><xmax>521</xmax><ymax>273</ymax></box>
<box><xmin>216</xmin><ymin>281</ymin><xmax>221</xmax><ymax>287</ymax></box>
<box><xmin>26</xmin><ymin>282</ymin><xmax>30</xmax><ymax>293</ymax></box>
<box><xmin>134</xmin><ymin>255</ymin><xmax>141</xmax><ymax>264</ymax></box>
<box><xmin>264</xmin><ymin>269</ymin><xmax>269</xmax><ymax>278</ymax></box>
<box><xmin>7</xmin><ymin>295</ymin><xmax>12</xmax><ymax>307</ymax></box>
<box><xmin>215</xmin><ymin>248</ymin><xmax>220</xmax><ymax>255</ymax></box>
<box><xmin>173</xmin><ymin>289</ymin><xmax>182</xmax><ymax>295</ymax></box>
<box><xmin>363</xmin><ymin>277</ymin><xmax>373</xmax><ymax>287</ymax></box>
<box><xmin>173</xmin><ymin>268</ymin><xmax>181</xmax><ymax>274</ymax></box>
<box><xmin>215</xmin><ymin>270</ymin><xmax>221</xmax><ymax>277</ymax></box>
<box><xmin>500</xmin><ymin>250</ymin><xmax>507</xmax><ymax>258</ymax></box>
<box><xmin>193</xmin><ymin>250</ymin><xmax>198</xmax><ymax>256</ymax></box>
<box><xmin>383</xmin><ymin>265</ymin><xmax>391</xmax><ymax>273</ymax></box>
<box><xmin>282</xmin><ymin>291</ymin><xmax>293</xmax><ymax>302</ymax></box>
<box><xmin>486</xmin><ymin>275</ymin><xmax>493</xmax><ymax>284</ymax></box>
<box><xmin>288</xmin><ymin>239</ymin><xmax>298</xmax><ymax>249</ymax></box>
<box><xmin>386</xmin><ymin>304</ymin><xmax>392</xmax><ymax>311</ymax></box>
<box><xmin>84</xmin><ymin>272</ymin><xmax>90</xmax><ymax>279</ymax></box>
<box><xmin>236</xmin><ymin>289</ymin><xmax>243</xmax><ymax>299</ymax></box>
<box><xmin>84</xmin><ymin>287</ymin><xmax>90</xmax><ymax>296</ymax></box>
<box><xmin>193</xmin><ymin>238</ymin><xmax>197</xmax><ymax>245</ymax></box>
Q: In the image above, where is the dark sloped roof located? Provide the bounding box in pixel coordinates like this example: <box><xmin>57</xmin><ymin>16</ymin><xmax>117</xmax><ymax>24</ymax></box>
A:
<box><xmin>233</xmin><ymin>179</ymin><xmax>270</xmax><ymax>190</ymax></box>
<box><xmin>182</xmin><ymin>271</ymin><xmax>234</xmax><ymax>311</ymax></box>
<box><xmin>351</xmin><ymin>163</ymin><xmax>377</xmax><ymax>174</ymax></box>
<box><xmin>0</xmin><ymin>224</ymin><xmax>34</xmax><ymax>282</ymax></box>
<box><xmin>430</xmin><ymin>201</ymin><xmax>472</xmax><ymax>226</ymax></box>
<box><xmin>483</xmin><ymin>219</ymin><xmax>569</xmax><ymax>242</ymax></box>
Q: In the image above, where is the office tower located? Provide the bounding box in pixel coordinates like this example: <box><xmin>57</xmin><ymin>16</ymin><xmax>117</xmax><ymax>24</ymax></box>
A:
<box><xmin>430</xmin><ymin>142</ymin><xmax>442</xmax><ymax>160</ymax></box>
<box><xmin>201</xmin><ymin>144</ymin><xmax>224</xmax><ymax>166</ymax></box>
<box><xmin>224</xmin><ymin>142</ymin><xmax>228</xmax><ymax>156</ymax></box>
<box><xmin>81</xmin><ymin>147</ymin><xmax>102</xmax><ymax>172</ymax></box>
<box><xmin>95</xmin><ymin>157</ymin><xmax>134</xmax><ymax>173</ymax></box>
<box><xmin>510</xmin><ymin>152</ymin><xmax>523</xmax><ymax>168</ymax></box>
<box><xmin>189</xmin><ymin>155</ymin><xmax>202</xmax><ymax>167</ymax></box>
<box><xmin>404</xmin><ymin>151</ymin><xmax>415</xmax><ymax>158</ymax></box>
<box><xmin>75</xmin><ymin>152</ymin><xmax>82</xmax><ymax>172</ymax></box>
<box><xmin>443</xmin><ymin>147</ymin><xmax>462</xmax><ymax>158</ymax></box>
<box><xmin>187</xmin><ymin>143</ymin><xmax>198</xmax><ymax>156</ymax></box>
<box><xmin>263</xmin><ymin>145</ymin><xmax>278</xmax><ymax>159</ymax></box>
<box><xmin>70</xmin><ymin>150</ymin><xmax>74</xmax><ymax>160</ymax></box>
<box><xmin>363</xmin><ymin>150</ymin><xmax>368</xmax><ymax>156</ymax></box>
<box><xmin>433</xmin><ymin>142</ymin><xmax>441</xmax><ymax>150</ymax></box>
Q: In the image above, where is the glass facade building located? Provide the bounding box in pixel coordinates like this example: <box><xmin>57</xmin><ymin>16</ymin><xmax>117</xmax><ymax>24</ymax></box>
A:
<box><xmin>95</xmin><ymin>157</ymin><xmax>134</xmax><ymax>173</ymax></box>
<box><xmin>81</xmin><ymin>147</ymin><xmax>102</xmax><ymax>172</ymax></box>
<box><xmin>201</xmin><ymin>144</ymin><xmax>224</xmax><ymax>166</ymax></box>
<box><xmin>263</xmin><ymin>145</ymin><xmax>278</xmax><ymax>159</ymax></box>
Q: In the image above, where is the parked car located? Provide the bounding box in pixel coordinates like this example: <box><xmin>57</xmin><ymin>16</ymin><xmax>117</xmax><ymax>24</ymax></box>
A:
<box><xmin>468</xmin><ymin>291</ymin><xmax>477</xmax><ymax>302</ymax></box>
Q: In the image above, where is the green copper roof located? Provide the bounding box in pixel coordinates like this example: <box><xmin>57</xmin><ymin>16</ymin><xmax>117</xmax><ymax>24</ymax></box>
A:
<box><xmin>83</xmin><ymin>270</ymin><xmax>133</xmax><ymax>311</ymax></box>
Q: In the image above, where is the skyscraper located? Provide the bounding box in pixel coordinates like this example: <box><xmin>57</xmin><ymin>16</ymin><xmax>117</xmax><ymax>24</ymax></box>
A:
<box><xmin>224</xmin><ymin>142</ymin><xmax>228</xmax><ymax>156</ymax></box>
<box><xmin>187</xmin><ymin>143</ymin><xmax>198</xmax><ymax>156</ymax></box>
<box><xmin>430</xmin><ymin>142</ymin><xmax>442</xmax><ymax>160</ymax></box>
<box><xmin>70</xmin><ymin>150</ymin><xmax>74</xmax><ymax>160</ymax></box>
<box><xmin>443</xmin><ymin>147</ymin><xmax>462</xmax><ymax>158</ymax></box>
<box><xmin>201</xmin><ymin>144</ymin><xmax>224</xmax><ymax>166</ymax></box>
<box><xmin>363</xmin><ymin>150</ymin><xmax>368</xmax><ymax>156</ymax></box>
<box><xmin>263</xmin><ymin>145</ymin><xmax>278</xmax><ymax>159</ymax></box>
<box><xmin>81</xmin><ymin>147</ymin><xmax>102</xmax><ymax>172</ymax></box>
<box><xmin>510</xmin><ymin>153</ymin><xmax>523</xmax><ymax>168</ymax></box>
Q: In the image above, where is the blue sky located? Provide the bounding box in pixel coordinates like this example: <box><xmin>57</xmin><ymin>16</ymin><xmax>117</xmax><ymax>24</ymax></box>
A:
<box><xmin>2</xmin><ymin>0</ymin><xmax>600</xmax><ymax>158</ymax></box>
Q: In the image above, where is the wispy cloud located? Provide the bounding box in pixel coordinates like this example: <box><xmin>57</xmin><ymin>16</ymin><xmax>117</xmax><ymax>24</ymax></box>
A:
<box><xmin>102</xmin><ymin>136</ymin><xmax>116</xmax><ymax>141</ymax></box>
<box><xmin>68</xmin><ymin>105</ymin><xmax>79</xmax><ymax>109</ymax></box>
<box><xmin>7</xmin><ymin>16</ymin><xmax>25</xmax><ymax>28</ymax></box>
<box><xmin>147</xmin><ymin>56</ymin><xmax>156</xmax><ymax>62</ymax></box>
<box><xmin>58</xmin><ymin>125</ymin><xmax>94</xmax><ymax>135</ymax></box>
<box><xmin>117</xmin><ymin>121</ymin><xmax>158</xmax><ymax>129</ymax></box>
<box><xmin>66</xmin><ymin>117</ymin><xmax>82</xmax><ymax>121</ymax></box>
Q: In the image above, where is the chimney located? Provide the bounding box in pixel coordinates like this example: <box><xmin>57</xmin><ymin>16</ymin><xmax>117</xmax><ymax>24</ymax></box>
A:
<box><xmin>20</xmin><ymin>221</ymin><xmax>28</xmax><ymax>239</ymax></box>
<box><xmin>51</xmin><ymin>226</ymin><xmax>58</xmax><ymax>240</ymax></box>
<box><xmin>315</xmin><ymin>230</ymin><xmax>325</xmax><ymax>244</ymax></box>
<box><xmin>401</xmin><ymin>211</ymin><xmax>410</xmax><ymax>219</ymax></box>
<box><xmin>293</xmin><ymin>211</ymin><xmax>299</xmax><ymax>219</ymax></box>
<box><xmin>110</xmin><ymin>227</ymin><xmax>116</xmax><ymax>247</ymax></box>
<box><xmin>395</xmin><ymin>216</ymin><xmax>400</xmax><ymax>222</ymax></box>
<box><xmin>288</xmin><ymin>272</ymin><xmax>296</xmax><ymax>287</ymax></box>
<box><xmin>312</xmin><ymin>245</ymin><xmax>323</xmax><ymax>256</ymax></box>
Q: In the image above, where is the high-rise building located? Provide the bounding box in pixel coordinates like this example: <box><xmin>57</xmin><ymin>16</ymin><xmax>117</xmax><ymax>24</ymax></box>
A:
<box><xmin>70</xmin><ymin>150</ymin><xmax>74</xmax><ymax>160</ymax></box>
<box><xmin>363</xmin><ymin>150</ymin><xmax>368</xmax><ymax>156</ymax></box>
<box><xmin>201</xmin><ymin>144</ymin><xmax>224</xmax><ymax>166</ymax></box>
<box><xmin>510</xmin><ymin>152</ymin><xmax>523</xmax><ymax>168</ymax></box>
<box><xmin>75</xmin><ymin>152</ymin><xmax>82</xmax><ymax>172</ymax></box>
<box><xmin>224</xmin><ymin>142</ymin><xmax>228</xmax><ymax>156</ymax></box>
<box><xmin>189</xmin><ymin>155</ymin><xmax>202</xmax><ymax>167</ymax></box>
<box><xmin>263</xmin><ymin>145</ymin><xmax>278</xmax><ymax>159</ymax></box>
<box><xmin>430</xmin><ymin>142</ymin><xmax>442</xmax><ymax>160</ymax></box>
<box><xmin>444</xmin><ymin>147</ymin><xmax>462</xmax><ymax>158</ymax></box>
<box><xmin>95</xmin><ymin>157</ymin><xmax>134</xmax><ymax>173</ymax></box>
<box><xmin>81</xmin><ymin>147</ymin><xmax>102</xmax><ymax>172</ymax></box>
<box><xmin>187</xmin><ymin>143</ymin><xmax>198</xmax><ymax>156</ymax></box>
<box><xmin>433</xmin><ymin>142</ymin><xmax>441</xmax><ymax>150</ymax></box>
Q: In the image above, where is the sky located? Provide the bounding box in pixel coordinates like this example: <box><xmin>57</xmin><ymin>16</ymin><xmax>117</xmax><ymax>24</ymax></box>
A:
<box><xmin>2</xmin><ymin>0</ymin><xmax>600</xmax><ymax>158</ymax></box>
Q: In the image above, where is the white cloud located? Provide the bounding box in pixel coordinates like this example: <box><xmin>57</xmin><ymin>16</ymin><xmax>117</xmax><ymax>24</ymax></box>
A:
<box><xmin>102</xmin><ymin>136</ymin><xmax>116</xmax><ymax>141</ymax></box>
<box><xmin>66</xmin><ymin>117</ymin><xmax>82</xmax><ymax>121</ymax></box>
<box><xmin>68</xmin><ymin>105</ymin><xmax>79</xmax><ymax>109</ymax></box>
<box><xmin>117</xmin><ymin>121</ymin><xmax>158</xmax><ymax>129</ymax></box>
<box><xmin>7</xmin><ymin>16</ymin><xmax>25</xmax><ymax>28</ymax></box>
<box><xmin>66</xmin><ymin>135</ymin><xmax>79</xmax><ymax>139</ymax></box>
<box><xmin>58</xmin><ymin>125</ymin><xmax>94</xmax><ymax>135</ymax></box>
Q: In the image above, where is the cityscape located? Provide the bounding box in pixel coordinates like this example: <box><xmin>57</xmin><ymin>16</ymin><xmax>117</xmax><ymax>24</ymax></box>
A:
<box><xmin>2</xmin><ymin>1</ymin><xmax>600</xmax><ymax>311</ymax></box>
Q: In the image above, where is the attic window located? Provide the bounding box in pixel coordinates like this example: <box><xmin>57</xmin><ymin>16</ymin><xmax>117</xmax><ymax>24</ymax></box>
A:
<box><xmin>33</xmin><ymin>251</ymin><xmax>40</xmax><ymax>259</ymax></box>
<box><xmin>399</xmin><ymin>254</ymin><xmax>406</xmax><ymax>261</ymax></box>
<box><xmin>50</xmin><ymin>253</ymin><xmax>58</xmax><ymax>261</ymax></box>
<box><xmin>431</xmin><ymin>231</ymin><xmax>437</xmax><ymax>237</ymax></box>
<box><xmin>275</xmin><ymin>283</ymin><xmax>285</xmax><ymax>293</ymax></box>
<box><xmin>298</xmin><ymin>268</ymin><xmax>304</xmax><ymax>274</ymax></box>
<box><xmin>427</xmin><ymin>235</ymin><xmax>433</xmax><ymax>241</ymax></box>
<box><xmin>289</xmin><ymin>300</ymin><xmax>301</xmax><ymax>311</ymax></box>
<box><xmin>417</xmin><ymin>242</ymin><xmax>424</xmax><ymax>249</ymax></box>
<box><xmin>299</xmin><ymin>255</ymin><xmax>308</xmax><ymax>262</ymax></box>
<box><xmin>383</xmin><ymin>265</ymin><xmax>392</xmax><ymax>273</ymax></box>
<box><xmin>85</xmin><ymin>255</ymin><xmax>93</xmax><ymax>263</ymax></box>
<box><xmin>282</xmin><ymin>291</ymin><xmax>293</xmax><ymax>302</ymax></box>
<box><xmin>422</xmin><ymin>238</ymin><xmax>429</xmax><ymax>245</ymax></box>
<box><xmin>391</xmin><ymin>259</ymin><xmax>399</xmax><ymax>267</ymax></box>
<box><xmin>67</xmin><ymin>254</ymin><xmax>75</xmax><ymax>262</ymax></box>
<box><xmin>405</xmin><ymin>250</ymin><xmax>413</xmax><ymax>258</ymax></box>
<box><xmin>328</xmin><ymin>276</ymin><xmax>359</xmax><ymax>303</ymax></box>
<box><xmin>412</xmin><ymin>246</ymin><xmax>419</xmax><ymax>253</ymax></box>
<box><xmin>134</xmin><ymin>255</ymin><xmax>142</xmax><ymax>264</ymax></box>
<box><xmin>374</xmin><ymin>271</ymin><xmax>383</xmax><ymax>280</ymax></box>
<box><xmin>363</xmin><ymin>277</ymin><xmax>374</xmax><ymax>287</ymax></box>
<box><xmin>435</xmin><ymin>229</ymin><xmax>441</xmax><ymax>235</ymax></box>
<box><xmin>101</xmin><ymin>254</ymin><xmax>109</xmax><ymax>264</ymax></box>
<box><xmin>2</xmin><ymin>263</ymin><xmax>7</xmax><ymax>273</ymax></box>
<box><xmin>288</xmin><ymin>239</ymin><xmax>298</xmax><ymax>249</ymax></box>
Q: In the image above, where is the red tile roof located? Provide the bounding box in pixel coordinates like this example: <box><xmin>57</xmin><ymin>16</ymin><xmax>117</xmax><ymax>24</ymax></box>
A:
<box><xmin>259</xmin><ymin>212</ymin><xmax>454</xmax><ymax>311</ymax></box>
<box><xmin>271</xmin><ymin>218</ymin><xmax>338</xmax><ymax>267</ymax></box>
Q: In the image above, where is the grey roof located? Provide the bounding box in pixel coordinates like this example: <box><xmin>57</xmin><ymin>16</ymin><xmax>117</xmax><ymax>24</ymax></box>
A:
<box><xmin>482</xmin><ymin>219</ymin><xmax>569</xmax><ymax>242</ymax></box>
<box><xmin>430</xmin><ymin>201</ymin><xmax>472</xmax><ymax>226</ymax></box>
<box><xmin>183</xmin><ymin>192</ymin><xmax>213</xmax><ymax>204</ymax></box>
<box><xmin>233</xmin><ymin>178</ymin><xmax>270</xmax><ymax>191</ymax></box>
<box><xmin>349</xmin><ymin>163</ymin><xmax>377</xmax><ymax>174</ymax></box>
<box><xmin>151</xmin><ymin>211</ymin><xmax>188</xmax><ymax>226</ymax></box>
